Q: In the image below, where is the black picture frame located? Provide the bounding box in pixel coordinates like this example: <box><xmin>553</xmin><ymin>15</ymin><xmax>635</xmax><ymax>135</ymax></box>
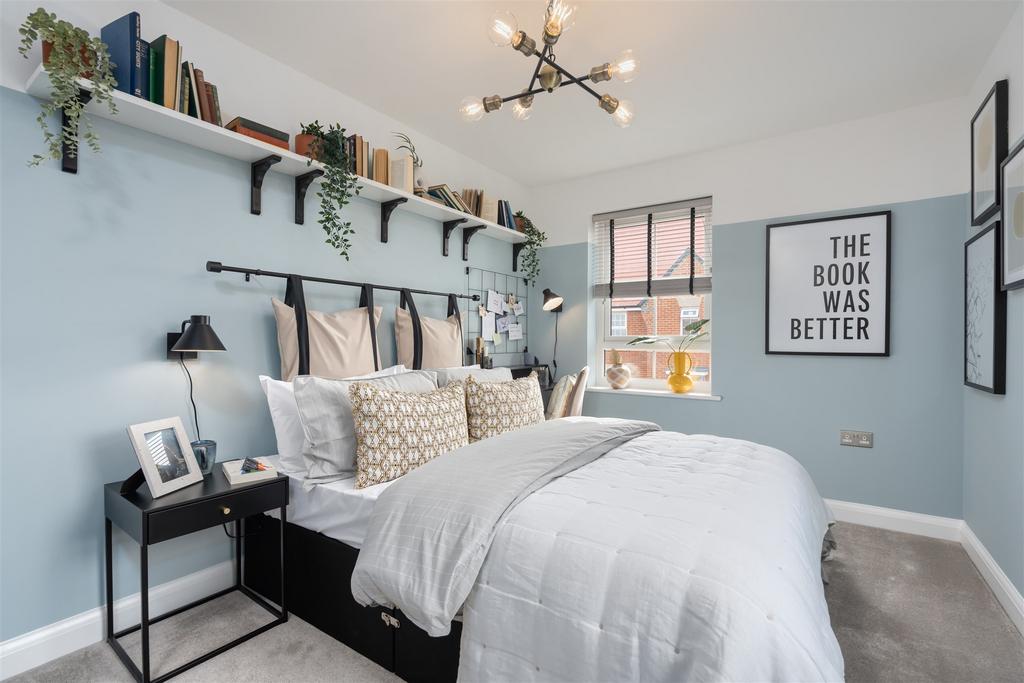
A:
<box><xmin>964</xmin><ymin>223</ymin><xmax>1006</xmax><ymax>394</ymax></box>
<box><xmin>971</xmin><ymin>80</ymin><xmax>1008</xmax><ymax>227</ymax></box>
<box><xmin>999</xmin><ymin>136</ymin><xmax>1024</xmax><ymax>291</ymax></box>
<box><xmin>765</xmin><ymin>211</ymin><xmax>891</xmax><ymax>356</ymax></box>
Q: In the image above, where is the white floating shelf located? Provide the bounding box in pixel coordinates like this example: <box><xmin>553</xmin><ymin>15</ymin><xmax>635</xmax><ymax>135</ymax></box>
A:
<box><xmin>24</xmin><ymin>65</ymin><xmax>526</xmax><ymax>247</ymax></box>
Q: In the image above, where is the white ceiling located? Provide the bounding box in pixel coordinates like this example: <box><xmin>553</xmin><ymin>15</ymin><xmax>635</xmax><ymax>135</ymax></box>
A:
<box><xmin>169</xmin><ymin>1</ymin><xmax>1017</xmax><ymax>186</ymax></box>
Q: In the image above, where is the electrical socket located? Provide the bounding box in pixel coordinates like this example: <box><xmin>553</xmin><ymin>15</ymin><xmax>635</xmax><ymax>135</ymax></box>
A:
<box><xmin>840</xmin><ymin>430</ymin><xmax>873</xmax><ymax>448</ymax></box>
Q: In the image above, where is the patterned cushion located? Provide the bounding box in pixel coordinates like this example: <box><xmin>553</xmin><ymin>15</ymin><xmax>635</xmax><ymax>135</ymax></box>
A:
<box><xmin>464</xmin><ymin>374</ymin><xmax>546</xmax><ymax>443</ymax></box>
<box><xmin>349</xmin><ymin>381</ymin><xmax>468</xmax><ymax>488</ymax></box>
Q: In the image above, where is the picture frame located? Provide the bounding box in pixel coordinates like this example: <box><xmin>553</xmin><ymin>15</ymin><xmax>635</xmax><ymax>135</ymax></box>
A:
<box><xmin>971</xmin><ymin>80</ymin><xmax>1008</xmax><ymax>227</ymax></box>
<box><xmin>126</xmin><ymin>417</ymin><xmax>204</xmax><ymax>498</ymax></box>
<box><xmin>964</xmin><ymin>223</ymin><xmax>1006</xmax><ymax>394</ymax></box>
<box><xmin>999</xmin><ymin>137</ymin><xmax>1024</xmax><ymax>291</ymax></box>
<box><xmin>765</xmin><ymin>211</ymin><xmax>891</xmax><ymax>356</ymax></box>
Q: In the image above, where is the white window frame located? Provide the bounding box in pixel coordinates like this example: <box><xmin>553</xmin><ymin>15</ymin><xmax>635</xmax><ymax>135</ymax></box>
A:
<box><xmin>610</xmin><ymin>309</ymin><xmax>628</xmax><ymax>337</ymax></box>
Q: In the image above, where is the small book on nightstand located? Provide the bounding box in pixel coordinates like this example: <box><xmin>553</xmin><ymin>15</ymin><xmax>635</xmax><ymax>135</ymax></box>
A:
<box><xmin>222</xmin><ymin>457</ymin><xmax>278</xmax><ymax>485</ymax></box>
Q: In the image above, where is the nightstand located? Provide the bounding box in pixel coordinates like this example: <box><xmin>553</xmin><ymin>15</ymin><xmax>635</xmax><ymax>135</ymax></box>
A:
<box><xmin>104</xmin><ymin>468</ymin><xmax>288</xmax><ymax>683</ymax></box>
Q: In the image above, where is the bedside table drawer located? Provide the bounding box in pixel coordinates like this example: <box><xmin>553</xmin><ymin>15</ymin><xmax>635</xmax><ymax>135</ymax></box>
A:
<box><xmin>148</xmin><ymin>479</ymin><xmax>287</xmax><ymax>543</ymax></box>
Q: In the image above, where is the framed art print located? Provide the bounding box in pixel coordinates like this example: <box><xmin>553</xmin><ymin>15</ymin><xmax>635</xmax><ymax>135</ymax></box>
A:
<box><xmin>964</xmin><ymin>224</ymin><xmax>1006</xmax><ymax>394</ymax></box>
<box><xmin>1000</xmin><ymin>137</ymin><xmax>1024</xmax><ymax>291</ymax></box>
<box><xmin>766</xmin><ymin>211</ymin><xmax>890</xmax><ymax>356</ymax></box>
<box><xmin>971</xmin><ymin>80</ymin><xmax>1008</xmax><ymax>226</ymax></box>
<box><xmin>127</xmin><ymin>417</ymin><xmax>203</xmax><ymax>497</ymax></box>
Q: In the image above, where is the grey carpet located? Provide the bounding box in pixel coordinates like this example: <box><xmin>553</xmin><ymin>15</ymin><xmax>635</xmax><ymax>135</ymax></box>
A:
<box><xmin>10</xmin><ymin>523</ymin><xmax>1023</xmax><ymax>682</ymax></box>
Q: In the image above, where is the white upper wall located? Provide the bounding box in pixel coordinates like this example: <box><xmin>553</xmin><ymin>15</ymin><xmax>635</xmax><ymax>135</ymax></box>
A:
<box><xmin>531</xmin><ymin>94</ymin><xmax>967</xmax><ymax>245</ymax></box>
<box><xmin>0</xmin><ymin>0</ymin><xmax>531</xmax><ymax>212</ymax></box>
<box><xmin>968</xmin><ymin>1</ymin><xmax>1023</xmax><ymax>145</ymax></box>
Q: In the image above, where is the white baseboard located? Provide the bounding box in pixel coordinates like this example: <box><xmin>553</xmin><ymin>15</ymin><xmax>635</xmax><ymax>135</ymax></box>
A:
<box><xmin>961</xmin><ymin>524</ymin><xmax>1024</xmax><ymax>635</ymax></box>
<box><xmin>825</xmin><ymin>498</ymin><xmax>964</xmax><ymax>541</ymax></box>
<box><xmin>0</xmin><ymin>560</ymin><xmax>233</xmax><ymax>681</ymax></box>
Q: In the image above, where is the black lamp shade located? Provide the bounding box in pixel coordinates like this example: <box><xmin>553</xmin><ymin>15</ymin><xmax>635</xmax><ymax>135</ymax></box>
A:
<box><xmin>542</xmin><ymin>288</ymin><xmax>564</xmax><ymax>312</ymax></box>
<box><xmin>171</xmin><ymin>315</ymin><xmax>226</xmax><ymax>353</ymax></box>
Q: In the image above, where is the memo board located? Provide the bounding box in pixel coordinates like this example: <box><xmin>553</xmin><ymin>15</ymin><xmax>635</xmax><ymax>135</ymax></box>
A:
<box><xmin>465</xmin><ymin>266</ymin><xmax>529</xmax><ymax>360</ymax></box>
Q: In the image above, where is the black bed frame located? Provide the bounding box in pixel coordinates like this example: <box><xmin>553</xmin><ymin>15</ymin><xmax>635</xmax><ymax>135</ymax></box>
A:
<box><xmin>243</xmin><ymin>514</ymin><xmax>461</xmax><ymax>683</ymax></box>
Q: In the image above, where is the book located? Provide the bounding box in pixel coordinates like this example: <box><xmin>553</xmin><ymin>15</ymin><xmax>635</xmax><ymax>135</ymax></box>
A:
<box><xmin>480</xmin><ymin>195</ymin><xmax>499</xmax><ymax>224</ymax></box>
<box><xmin>373</xmin><ymin>148</ymin><xmax>390</xmax><ymax>184</ymax></box>
<box><xmin>206</xmin><ymin>83</ymin><xmax>223</xmax><ymax>126</ymax></box>
<box><xmin>184</xmin><ymin>62</ymin><xmax>200</xmax><ymax>118</ymax></box>
<box><xmin>149</xmin><ymin>35</ymin><xmax>166</xmax><ymax>105</ymax></box>
<box><xmin>101</xmin><ymin>13</ymin><xmax>142</xmax><ymax>98</ymax></box>
<box><xmin>225</xmin><ymin>122</ymin><xmax>289</xmax><ymax>150</ymax></box>
<box><xmin>193</xmin><ymin>67</ymin><xmax>212</xmax><ymax>122</ymax></box>
<box><xmin>354</xmin><ymin>135</ymin><xmax>364</xmax><ymax>176</ymax></box>
<box><xmin>390</xmin><ymin>156</ymin><xmax>414</xmax><ymax>193</ymax></box>
<box><xmin>150</xmin><ymin>35</ymin><xmax>179</xmax><ymax>109</ymax></box>
<box><xmin>173</xmin><ymin>42</ymin><xmax>182</xmax><ymax>112</ymax></box>
<box><xmin>222</xmin><ymin>457</ymin><xmax>278</xmax><ymax>486</ymax></box>
<box><xmin>139</xmin><ymin>40</ymin><xmax>149</xmax><ymax>102</ymax></box>
<box><xmin>346</xmin><ymin>135</ymin><xmax>357</xmax><ymax>173</ymax></box>
<box><xmin>363</xmin><ymin>140</ymin><xmax>370</xmax><ymax>177</ymax></box>
<box><xmin>178</xmin><ymin>65</ymin><xmax>190</xmax><ymax>119</ymax></box>
<box><xmin>224</xmin><ymin>118</ymin><xmax>289</xmax><ymax>142</ymax></box>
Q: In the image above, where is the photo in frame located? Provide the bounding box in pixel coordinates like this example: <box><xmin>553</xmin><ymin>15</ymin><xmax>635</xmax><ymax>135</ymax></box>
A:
<box><xmin>127</xmin><ymin>417</ymin><xmax>204</xmax><ymax>497</ymax></box>
<box><xmin>964</xmin><ymin>224</ymin><xmax>1006</xmax><ymax>394</ymax></box>
<box><xmin>1000</xmin><ymin>137</ymin><xmax>1024</xmax><ymax>291</ymax></box>
<box><xmin>765</xmin><ymin>211</ymin><xmax>890</xmax><ymax>356</ymax></box>
<box><xmin>971</xmin><ymin>80</ymin><xmax>1008</xmax><ymax>226</ymax></box>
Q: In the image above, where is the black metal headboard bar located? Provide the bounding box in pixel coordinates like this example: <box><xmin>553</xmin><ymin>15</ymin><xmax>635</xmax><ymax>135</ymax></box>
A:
<box><xmin>206</xmin><ymin>261</ymin><xmax>481</xmax><ymax>301</ymax></box>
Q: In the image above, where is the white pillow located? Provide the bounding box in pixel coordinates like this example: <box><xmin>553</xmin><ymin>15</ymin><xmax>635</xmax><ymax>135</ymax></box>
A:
<box><xmin>293</xmin><ymin>370</ymin><xmax>439</xmax><ymax>486</ymax></box>
<box><xmin>434</xmin><ymin>366</ymin><xmax>512</xmax><ymax>387</ymax></box>
<box><xmin>259</xmin><ymin>365</ymin><xmax>405</xmax><ymax>474</ymax></box>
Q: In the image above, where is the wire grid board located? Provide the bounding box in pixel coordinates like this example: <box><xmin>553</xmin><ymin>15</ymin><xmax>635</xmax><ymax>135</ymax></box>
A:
<box><xmin>466</xmin><ymin>266</ymin><xmax>529</xmax><ymax>358</ymax></box>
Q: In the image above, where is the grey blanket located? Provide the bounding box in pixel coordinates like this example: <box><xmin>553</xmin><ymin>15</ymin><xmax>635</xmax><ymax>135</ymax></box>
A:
<box><xmin>350</xmin><ymin>417</ymin><xmax>660</xmax><ymax>636</ymax></box>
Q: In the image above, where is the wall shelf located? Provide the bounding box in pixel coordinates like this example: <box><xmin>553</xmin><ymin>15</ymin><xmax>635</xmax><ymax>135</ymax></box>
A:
<box><xmin>25</xmin><ymin>65</ymin><xmax>527</xmax><ymax>258</ymax></box>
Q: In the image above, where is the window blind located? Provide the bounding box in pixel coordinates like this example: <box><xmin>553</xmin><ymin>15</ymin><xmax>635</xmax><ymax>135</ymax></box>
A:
<box><xmin>592</xmin><ymin>196</ymin><xmax>712</xmax><ymax>299</ymax></box>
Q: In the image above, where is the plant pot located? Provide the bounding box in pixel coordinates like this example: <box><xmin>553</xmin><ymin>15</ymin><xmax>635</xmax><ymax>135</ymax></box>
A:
<box><xmin>295</xmin><ymin>133</ymin><xmax>320</xmax><ymax>160</ymax></box>
<box><xmin>666</xmin><ymin>351</ymin><xmax>693</xmax><ymax>394</ymax></box>
<box><xmin>514</xmin><ymin>216</ymin><xmax>526</xmax><ymax>232</ymax></box>
<box><xmin>42</xmin><ymin>40</ymin><xmax>93</xmax><ymax>80</ymax></box>
<box><xmin>606</xmin><ymin>363</ymin><xmax>631</xmax><ymax>390</ymax></box>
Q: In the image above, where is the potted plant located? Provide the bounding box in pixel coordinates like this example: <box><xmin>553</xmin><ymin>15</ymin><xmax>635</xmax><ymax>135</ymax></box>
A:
<box><xmin>605</xmin><ymin>348</ymin><xmax>632</xmax><ymax>389</ymax></box>
<box><xmin>300</xmin><ymin>120</ymin><xmax>361</xmax><ymax>258</ymax></box>
<box><xmin>295</xmin><ymin>121</ymin><xmax>322</xmax><ymax>160</ymax></box>
<box><xmin>18</xmin><ymin>7</ymin><xmax>117</xmax><ymax>166</ymax></box>
<box><xmin>627</xmin><ymin>318</ymin><xmax>710</xmax><ymax>393</ymax></box>
<box><xmin>393</xmin><ymin>132</ymin><xmax>424</xmax><ymax>187</ymax></box>
<box><xmin>513</xmin><ymin>211</ymin><xmax>547</xmax><ymax>286</ymax></box>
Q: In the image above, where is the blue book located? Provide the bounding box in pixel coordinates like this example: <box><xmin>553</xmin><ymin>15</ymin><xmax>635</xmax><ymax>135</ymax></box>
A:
<box><xmin>100</xmin><ymin>12</ymin><xmax>141</xmax><ymax>97</ymax></box>
<box><xmin>139</xmin><ymin>40</ymin><xmax>149</xmax><ymax>102</ymax></box>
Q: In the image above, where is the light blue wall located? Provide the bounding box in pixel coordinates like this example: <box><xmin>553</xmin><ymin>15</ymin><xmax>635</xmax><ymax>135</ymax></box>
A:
<box><xmin>0</xmin><ymin>86</ymin><xmax>519</xmax><ymax>640</ymax></box>
<box><xmin>533</xmin><ymin>195</ymin><xmax>967</xmax><ymax>520</ymax></box>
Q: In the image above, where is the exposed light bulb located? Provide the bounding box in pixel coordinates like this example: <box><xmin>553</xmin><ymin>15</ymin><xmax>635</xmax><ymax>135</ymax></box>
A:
<box><xmin>487</xmin><ymin>11</ymin><xmax>519</xmax><ymax>47</ymax></box>
<box><xmin>612</xmin><ymin>99</ymin><xmax>634</xmax><ymax>128</ymax></box>
<box><xmin>543</xmin><ymin>0</ymin><xmax>577</xmax><ymax>42</ymax></box>
<box><xmin>459</xmin><ymin>97</ymin><xmax>485</xmax><ymax>122</ymax></box>
<box><xmin>609</xmin><ymin>49</ymin><xmax>638</xmax><ymax>83</ymax></box>
<box><xmin>512</xmin><ymin>101</ymin><xmax>532</xmax><ymax>121</ymax></box>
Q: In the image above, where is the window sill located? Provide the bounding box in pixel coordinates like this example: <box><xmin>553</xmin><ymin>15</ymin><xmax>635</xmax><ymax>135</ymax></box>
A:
<box><xmin>588</xmin><ymin>386</ymin><xmax>723</xmax><ymax>401</ymax></box>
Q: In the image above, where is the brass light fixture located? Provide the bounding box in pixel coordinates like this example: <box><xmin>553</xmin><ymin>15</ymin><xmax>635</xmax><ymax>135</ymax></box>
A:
<box><xmin>461</xmin><ymin>0</ymin><xmax>638</xmax><ymax>127</ymax></box>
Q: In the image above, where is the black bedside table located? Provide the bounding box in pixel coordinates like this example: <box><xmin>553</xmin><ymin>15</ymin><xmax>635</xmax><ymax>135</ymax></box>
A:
<box><xmin>104</xmin><ymin>468</ymin><xmax>289</xmax><ymax>683</ymax></box>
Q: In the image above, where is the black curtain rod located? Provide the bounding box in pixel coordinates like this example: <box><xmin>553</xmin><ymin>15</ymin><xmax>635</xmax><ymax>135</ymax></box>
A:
<box><xmin>206</xmin><ymin>261</ymin><xmax>481</xmax><ymax>301</ymax></box>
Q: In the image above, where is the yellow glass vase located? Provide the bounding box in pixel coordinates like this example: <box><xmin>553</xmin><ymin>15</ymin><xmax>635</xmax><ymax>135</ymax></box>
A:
<box><xmin>667</xmin><ymin>351</ymin><xmax>693</xmax><ymax>393</ymax></box>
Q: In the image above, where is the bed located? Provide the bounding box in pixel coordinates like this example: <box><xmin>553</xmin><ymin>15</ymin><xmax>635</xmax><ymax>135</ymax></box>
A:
<box><xmin>245</xmin><ymin>418</ymin><xmax>843</xmax><ymax>683</ymax></box>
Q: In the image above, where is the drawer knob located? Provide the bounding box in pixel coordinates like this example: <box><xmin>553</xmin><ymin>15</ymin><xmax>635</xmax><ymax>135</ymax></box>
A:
<box><xmin>220</xmin><ymin>505</ymin><xmax>231</xmax><ymax>515</ymax></box>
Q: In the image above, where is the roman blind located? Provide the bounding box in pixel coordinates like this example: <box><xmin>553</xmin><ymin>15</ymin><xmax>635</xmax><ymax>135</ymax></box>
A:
<box><xmin>592</xmin><ymin>196</ymin><xmax>712</xmax><ymax>299</ymax></box>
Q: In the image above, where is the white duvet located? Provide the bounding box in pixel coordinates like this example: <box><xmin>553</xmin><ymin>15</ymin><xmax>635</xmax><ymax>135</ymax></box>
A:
<box><xmin>457</xmin><ymin>428</ymin><xmax>844</xmax><ymax>682</ymax></box>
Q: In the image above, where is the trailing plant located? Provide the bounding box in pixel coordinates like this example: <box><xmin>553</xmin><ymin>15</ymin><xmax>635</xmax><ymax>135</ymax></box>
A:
<box><xmin>301</xmin><ymin>120</ymin><xmax>361</xmax><ymax>259</ymax></box>
<box><xmin>392</xmin><ymin>131</ymin><xmax>423</xmax><ymax>168</ymax></box>
<box><xmin>628</xmin><ymin>319</ymin><xmax>710</xmax><ymax>353</ymax></box>
<box><xmin>18</xmin><ymin>7</ymin><xmax>117</xmax><ymax>166</ymax></box>
<box><xmin>513</xmin><ymin>211</ymin><xmax>547</xmax><ymax>286</ymax></box>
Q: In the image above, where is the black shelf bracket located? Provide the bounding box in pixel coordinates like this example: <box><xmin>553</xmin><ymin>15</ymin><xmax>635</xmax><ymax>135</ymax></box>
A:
<box><xmin>250</xmin><ymin>155</ymin><xmax>282</xmax><ymax>215</ymax></box>
<box><xmin>380</xmin><ymin>198</ymin><xmax>408</xmax><ymax>242</ymax></box>
<box><xmin>294</xmin><ymin>169</ymin><xmax>323</xmax><ymax>225</ymax></box>
<box><xmin>462</xmin><ymin>226</ymin><xmax>485</xmax><ymax>261</ymax></box>
<box><xmin>61</xmin><ymin>89</ymin><xmax>92</xmax><ymax>174</ymax></box>
<box><xmin>512</xmin><ymin>243</ymin><xmax>527</xmax><ymax>272</ymax></box>
<box><xmin>442</xmin><ymin>219</ymin><xmax>467</xmax><ymax>256</ymax></box>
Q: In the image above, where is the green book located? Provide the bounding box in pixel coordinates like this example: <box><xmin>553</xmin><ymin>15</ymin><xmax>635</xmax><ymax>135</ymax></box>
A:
<box><xmin>149</xmin><ymin>35</ymin><xmax>167</xmax><ymax>105</ymax></box>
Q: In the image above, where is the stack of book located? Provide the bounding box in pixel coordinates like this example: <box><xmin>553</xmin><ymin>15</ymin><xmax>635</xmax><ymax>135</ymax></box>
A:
<box><xmin>225</xmin><ymin>117</ymin><xmax>288</xmax><ymax>150</ymax></box>
<box><xmin>426</xmin><ymin>185</ymin><xmax>473</xmax><ymax>213</ymax></box>
<box><xmin>101</xmin><ymin>12</ymin><xmax>223</xmax><ymax>125</ymax></box>
<box><xmin>458</xmin><ymin>188</ymin><xmax>517</xmax><ymax>228</ymax></box>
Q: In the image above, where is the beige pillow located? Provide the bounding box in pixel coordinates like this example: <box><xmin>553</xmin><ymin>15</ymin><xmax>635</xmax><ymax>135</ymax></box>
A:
<box><xmin>349</xmin><ymin>381</ymin><xmax>469</xmax><ymax>488</ymax></box>
<box><xmin>395</xmin><ymin>307</ymin><xmax>463</xmax><ymax>369</ymax></box>
<box><xmin>545</xmin><ymin>374</ymin><xmax>577</xmax><ymax>420</ymax></box>
<box><xmin>464</xmin><ymin>374</ymin><xmax>546</xmax><ymax>443</ymax></box>
<box><xmin>272</xmin><ymin>298</ymin><xmax>382</xmax><ymax>381</ymax></box>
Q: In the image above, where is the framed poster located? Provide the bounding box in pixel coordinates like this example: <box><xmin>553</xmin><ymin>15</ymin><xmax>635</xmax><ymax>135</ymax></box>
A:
<box><xmin>999</xmin><ymin>137</ymin><xmax>1024</xmax><ymax>291</ymax></box>
<box><xmin>971</xmin><ymin>80</ymin><xmax>1008</xmax><ymax>226</ymax></box>
<box><xmin>964</xmin><ymin>223</ymin><xmax>1006</xmax><ymax>394</ymax></box>
<box><xmin>766</xmin><ymin>211</ymin><xmax>890</xmax><ymax>356</ymax></box>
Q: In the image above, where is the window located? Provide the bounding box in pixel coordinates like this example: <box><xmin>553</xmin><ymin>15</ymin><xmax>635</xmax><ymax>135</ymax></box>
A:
<box><xmin>592</xmin><ymin>197</ymin><xmax>713</xmax><ymax>393</ymax></box>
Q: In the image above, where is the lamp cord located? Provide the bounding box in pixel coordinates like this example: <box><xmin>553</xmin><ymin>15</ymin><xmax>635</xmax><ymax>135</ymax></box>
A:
<box><xmin>552</xmin><ymin>311</ymin><xmax>559</xmax><ymax>382</ymax></box>
<box><xmin>180</xmin><ymin>358</ymin><xmax>201</xmax><ymax>441</ymax></box>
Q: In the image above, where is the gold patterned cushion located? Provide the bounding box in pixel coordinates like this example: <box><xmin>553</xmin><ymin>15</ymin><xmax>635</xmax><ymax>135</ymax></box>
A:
<box><xmin>349</xmin><ymin>381</ymin><xmax>468</xmax><ymax>488</ymax></box>
<box><xmin>464</xmin><ymin>374</ymin><xmax>546</xmax><ymax>443</ymax></box>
